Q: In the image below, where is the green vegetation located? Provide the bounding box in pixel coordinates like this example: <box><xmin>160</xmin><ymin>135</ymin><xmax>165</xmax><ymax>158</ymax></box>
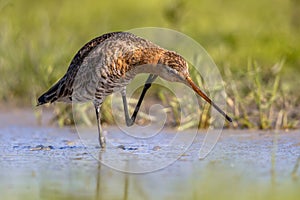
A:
<box><xmin>0</xmin><ymin>0</ymin><xmax>299</xmax><ymax>129</ymax></box>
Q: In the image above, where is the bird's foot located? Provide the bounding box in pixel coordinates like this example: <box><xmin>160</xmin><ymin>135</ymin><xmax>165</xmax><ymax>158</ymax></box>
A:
<box><xmin>99</xmin><ymin>136</ymin><xmax>106</xmax><ymax>149</ymax></box>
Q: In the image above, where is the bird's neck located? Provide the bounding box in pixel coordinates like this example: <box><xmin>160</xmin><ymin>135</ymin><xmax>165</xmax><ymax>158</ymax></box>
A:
<box><xmin>122</xmin><ymin>48</ymin><xmax>165</xmax><ymax>75</ymax></box>
<box><xmin>128</xmin><ymin>48</ymin><xmax>165</xmax><ymax>66</ymax></box>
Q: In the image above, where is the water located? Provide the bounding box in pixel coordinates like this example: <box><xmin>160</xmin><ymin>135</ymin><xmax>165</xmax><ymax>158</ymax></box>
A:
<box><xmin>0</xmin><ymin>109</ymin><xmax>299</xmax><ymax>200</ymax></box>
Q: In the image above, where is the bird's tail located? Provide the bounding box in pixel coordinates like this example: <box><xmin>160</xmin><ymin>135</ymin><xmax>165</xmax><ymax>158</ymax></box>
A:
<box><xmin>37</xmin><ymin>78</ymin><xmax>66</xmax><ymax>106</ymax></box>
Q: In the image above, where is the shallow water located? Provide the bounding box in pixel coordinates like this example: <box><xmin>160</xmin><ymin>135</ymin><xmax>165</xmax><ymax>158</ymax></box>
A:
<box><xmin>0</xmin><ymin>109</ymin><xmax>299</xmax><ymax>200</ymax></box>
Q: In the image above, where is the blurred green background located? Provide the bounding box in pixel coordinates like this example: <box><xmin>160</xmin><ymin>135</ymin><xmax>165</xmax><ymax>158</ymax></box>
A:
<box><xmin>0</xmin><ymin>0</ymin><xmax>299</xmax><ymax>128</ymax></box>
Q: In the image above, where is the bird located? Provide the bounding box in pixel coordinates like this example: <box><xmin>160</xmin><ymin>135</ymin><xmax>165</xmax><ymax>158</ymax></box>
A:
<box><xmin>37</xmin><ymin>31</ymin><xmax>232</xmax><ymax>148</ymax></box>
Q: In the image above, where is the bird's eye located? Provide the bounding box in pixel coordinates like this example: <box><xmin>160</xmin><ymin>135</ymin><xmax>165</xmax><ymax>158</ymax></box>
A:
<box><xmin>167</xmin><ymin>67</ymin><xmax>178</xmax><ymax>75</ymax></box>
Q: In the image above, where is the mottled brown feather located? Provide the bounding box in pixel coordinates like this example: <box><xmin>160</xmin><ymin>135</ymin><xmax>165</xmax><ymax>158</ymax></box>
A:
<box><xmin>37</xmin><ymin>32</ymin><xmax>122</xmax><ymax>105</ymax></box>
<box><xmin>38</xmin><ymin>32</ymin><xmax>186</xmax><ymax>105</ymax></box>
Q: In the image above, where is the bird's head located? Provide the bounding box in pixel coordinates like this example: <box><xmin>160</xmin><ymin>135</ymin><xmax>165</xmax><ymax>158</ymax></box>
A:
<box><xmin>157</xmin><ymin>50</ymin><xmax>232</xmax><ymax>122</ymax></box>
<box><xmin>157</xmin><ymin>51</ymin><xmax>189</xmax><ymax>83</ymax></box>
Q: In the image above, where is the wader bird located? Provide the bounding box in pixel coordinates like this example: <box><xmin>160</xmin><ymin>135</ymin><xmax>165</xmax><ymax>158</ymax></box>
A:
<box><xmin>37</xmin><ymin>32</ymin><xmax>232</xmax><ymax>148</ymax></box>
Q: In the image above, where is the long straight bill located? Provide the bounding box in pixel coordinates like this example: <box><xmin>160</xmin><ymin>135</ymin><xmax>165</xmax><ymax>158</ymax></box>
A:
<box><xmin>186</xmin><ymin>76</ymin><xmax>232</xmax><ymax>122</ymax></box>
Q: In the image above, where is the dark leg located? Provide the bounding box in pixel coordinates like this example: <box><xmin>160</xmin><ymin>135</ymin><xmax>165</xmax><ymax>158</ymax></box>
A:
<box><xmin>121</xmin><ymin>74</ymin><xmax>158</xmax><ymax>126</ymax></box>
<box><xmin>94</xmin><ymin>103</ymin><xmax>106</xmax><ymax>148</ymax></box>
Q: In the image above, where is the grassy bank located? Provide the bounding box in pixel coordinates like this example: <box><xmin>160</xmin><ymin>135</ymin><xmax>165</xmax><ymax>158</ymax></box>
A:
<box><xmin>0</xmin><ymin>0</ymin><xmax>299</xmax><ymax>129</ymax></box>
